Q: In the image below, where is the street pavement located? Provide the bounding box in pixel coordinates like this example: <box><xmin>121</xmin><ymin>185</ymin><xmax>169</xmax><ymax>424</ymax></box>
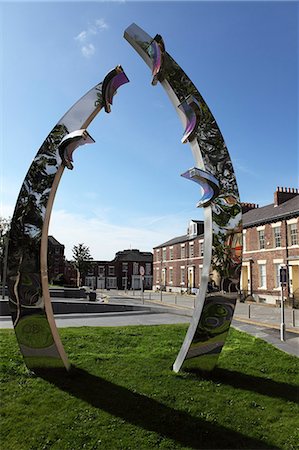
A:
<box><xmin>0</xmin><ymin>290</ymin><xmax>298</xmax><ymax>357</ymax></box>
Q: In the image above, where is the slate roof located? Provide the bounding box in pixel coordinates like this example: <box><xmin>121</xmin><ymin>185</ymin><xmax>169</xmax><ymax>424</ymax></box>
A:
<box><xmin>243</xmin><ymin>196</ymin><xmax>299</xmax><ymax>227</ymax></box>
<box><xmin>154</xmin><ymin>233</ymin><xmax>204</xmax><ymax>249</ymax></box>
<box><xmin>114</xmin><ymin>250</ymin><xmax>153</xmax><ymax>262</ymax></box>
<box><xmin>48</xmin><ymin>235</ymin><xmax>64</xmax><ymax>247</ymax></box>
<box><xmin>153</xmin><ymin>196</ymin><xmax>299</xmax><ymax>249</ymax></box>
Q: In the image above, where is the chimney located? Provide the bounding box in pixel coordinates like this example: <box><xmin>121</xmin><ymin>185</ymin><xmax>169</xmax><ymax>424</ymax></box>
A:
<box><xmin>241</xmin><ymin>202</ymin><xmax>259</xmax><ymax>214</ymax></box>
<box><xmin>274</xmin><ymin>187</ymin><xmax>299</xmax><ymax>206</ymax></box>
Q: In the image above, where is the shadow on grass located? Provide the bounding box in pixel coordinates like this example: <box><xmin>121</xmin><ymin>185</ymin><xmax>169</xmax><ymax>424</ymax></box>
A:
<box><xmin>186</xmin><ymin>367</ymin><xmax>298</xmax><ymax>404</ymax></box>
<box><xmin>37</xmin><ymin>366</ymin><xmax>276</xmax><ymax>450</ymax></box>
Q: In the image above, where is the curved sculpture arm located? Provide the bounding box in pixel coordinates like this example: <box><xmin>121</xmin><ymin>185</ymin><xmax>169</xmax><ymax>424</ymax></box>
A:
<box><xmin>7</xmin><ymin>67</ymin><xmax>129</xmax><ymax>371</ymax></box>
<box><xmin>124</xmin><ymin>24</ymin><xmax>243</xmax><ymax>373</ymax></box>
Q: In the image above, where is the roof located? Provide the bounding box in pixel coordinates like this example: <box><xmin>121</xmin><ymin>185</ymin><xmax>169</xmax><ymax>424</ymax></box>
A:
<box><xmin>48</xmin><ymin>235</ymin><xmax>64</xmax><ymax>247</ymax></box>
<box><xmin>154</xmin><ymin>233</ymin><xmax>204</xmax><ymax>249</ymax></box>
<box><xmin>153</xmin><ymin>196</ymin><xmax>299</xmax><ymax>249</ymax></box>
<box><xmin>243</xmin><ymin>195</ymin><xmax>299</xmax><ymax>227</ymax></box>
<box><xmin>114</xmin><ymin>250</ymin><xmax>153</xmax><ymax>262</ymax></box>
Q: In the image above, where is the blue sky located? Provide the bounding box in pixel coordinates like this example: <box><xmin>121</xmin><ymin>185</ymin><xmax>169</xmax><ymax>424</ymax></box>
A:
<box><xmin>1</xmin><ymin>1</ymin><xmax>298</xmax><ymax>260</ymax></box>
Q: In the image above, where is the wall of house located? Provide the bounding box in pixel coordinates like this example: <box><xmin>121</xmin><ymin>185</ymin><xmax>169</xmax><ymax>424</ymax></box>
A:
<box><xmin>242</xmin><ymin>218</ymin><xmax>299</xmax><ymax>303</ymax></box>
<box><xmin>153</xmin><ymin>238</ymin><xmax>204</xmax><ymax>293</ymax></box>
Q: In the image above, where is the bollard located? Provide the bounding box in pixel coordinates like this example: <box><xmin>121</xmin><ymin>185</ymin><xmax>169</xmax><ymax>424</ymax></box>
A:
<box><xmin>292</xmin><ymin>309</ymin><xmax>296</xmax><ymax>327</ymax></box>
<box><xmin>248</xmin><ymin>303</ymin><xmax>251</xmax><ymax>319</ymax></box>
<box><xmin>175</xmin><ymin>295</ymin><xmax>177</xmax><ymax>305</ymax></box>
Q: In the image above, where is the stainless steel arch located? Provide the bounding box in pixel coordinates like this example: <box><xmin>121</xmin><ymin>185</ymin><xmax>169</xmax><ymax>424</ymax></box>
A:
<box><xmin>124</xmin><ymin>24</ymin><xmax>243</xmax><ymax>372</ymax></box>
<box><xmin>7</xmin><ymin>67</ymin><xmax>129</xmax><ymax>371</ymax></box>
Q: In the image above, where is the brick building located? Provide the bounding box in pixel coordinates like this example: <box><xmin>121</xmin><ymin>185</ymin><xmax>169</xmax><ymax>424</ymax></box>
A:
<box><xmin>84</xmin><ymin>249</ymin><xmax>153</xmax><ymax>290</ymax></box>
<box><xmin>153</xmin><ymin>220</ymin><xmax>204</xmax><ymax>294</ymax></box>
<box><xmin>153</xmin><ymin>187</ymin><xmax>299</xmax><ymax>304</ymax></box>
<box><xmin>241</xmin><ymin>187</ymin><xmax>299</xmax><ymax>304</ymax></box>
<box><xmin>47</xmin><ymin>235</ymin><xmax>65</xmax><ymax>283</ymax></box>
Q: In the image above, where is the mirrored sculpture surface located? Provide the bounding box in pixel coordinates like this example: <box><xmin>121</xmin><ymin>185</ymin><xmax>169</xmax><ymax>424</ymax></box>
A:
<box><xmin>124</xmin><ymin>24</ymin><xmax>242</xmax><ymax>372</ymax></box>
<box><xmin>7</xmin><ymin>67</ymin><xmax>129</xmax><ymax>371</ymax></box>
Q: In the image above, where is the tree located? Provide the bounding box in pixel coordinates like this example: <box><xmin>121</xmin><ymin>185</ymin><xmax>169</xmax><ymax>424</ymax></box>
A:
<box><xmin>72</xmin><ymin>243</ymin><xmax>93</xmax><ymax>287</ymax></box>
<box><xmin>0</xmin><ymin>217</ymin><xmax>11</xmax><ymax>284</ymax></box>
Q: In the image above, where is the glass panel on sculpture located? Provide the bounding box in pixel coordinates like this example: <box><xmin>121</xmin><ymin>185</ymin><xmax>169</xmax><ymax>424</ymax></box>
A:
<box><xmin>178</xmin><ymin>97</ymin><xmax>201</xmax><ymax>144</ymax></box>
<box><xmin>106</xmin><ymin>71</ymin><xmax>130</xmax><ymax>105</ymax></box>
<box><xmin>147</xmin><ymin>40</ymin><xmax>162</xmax><ymax>78</ymax></box>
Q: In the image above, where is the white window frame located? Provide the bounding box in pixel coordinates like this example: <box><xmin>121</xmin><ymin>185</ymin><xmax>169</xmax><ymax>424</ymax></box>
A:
<box><xmin>289</xmin><ymin>223</ymin><xmax>298</xmax><ymax>246</ymax></box>
<box><xmin>258</xmin><ymin>230</ymin><xmax>265</xmax><ymax>250</ymax></box>
<box><xmin>189</xmin><ymin>242</ymin><xmax>194</xmax><ymax>258</ymax></box>
<box><xmin>258</xmin><ymin>263</ymin><xmax>267</xmax><ymax>289</ymax></box>
<box><xmin>273</xmin><ymin>226</ymin><xmax>281</xmax><ymax>248</ymax></box>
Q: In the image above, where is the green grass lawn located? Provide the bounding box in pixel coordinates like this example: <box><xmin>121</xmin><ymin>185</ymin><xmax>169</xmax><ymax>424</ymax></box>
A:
<box><xmin>0</xmin><ymin>325</ymin><xmax>298</xmax><ymax>450</ymax></box>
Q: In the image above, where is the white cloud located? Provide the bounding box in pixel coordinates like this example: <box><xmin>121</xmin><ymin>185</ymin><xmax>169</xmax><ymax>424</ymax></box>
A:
<box><xmin>74</xmin><ymin>30</ymin><xmax>87</xmax><ymax>42</ymax></box>
<box><xmin>74</xmin><ymin>18</ymin><xmax>108</xmax><ymax>58</ymax></box>
<box><xmin>49</xmin><ymin>209</ymin><xmax>191</xmax><ymax>261</ymax></box>
<box><xmin>81</xmin><ymin>43</ymin><xmax>95</xmax><ymax>58</ymax></box>
<box><xmin>95</xmin><ymin>19</ymin><xmax>108</xmax><ymax>31</ymax></box>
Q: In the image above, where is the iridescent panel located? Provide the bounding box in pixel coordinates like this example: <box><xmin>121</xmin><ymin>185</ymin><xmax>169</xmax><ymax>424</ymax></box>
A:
<box><xmin>102</xmin><ymin>66</ymin><xmax>129</xmax><ymax>113</ymax></box>
<box><xmin>181</xmin><ymin>167</ymin><xmax>220</xmax><ymax>207</ymax></box>
<box><xmin>178</xmin><ymin>96</ymin><xmax>201</xmax><ymax>143</ymax></box>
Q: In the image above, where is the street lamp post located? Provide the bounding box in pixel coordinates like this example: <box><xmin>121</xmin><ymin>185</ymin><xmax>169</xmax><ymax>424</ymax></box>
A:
<box><xmin>280</xmin><ymin>266</ymin><xmax>287</xmax><ymax>341</ymax></box>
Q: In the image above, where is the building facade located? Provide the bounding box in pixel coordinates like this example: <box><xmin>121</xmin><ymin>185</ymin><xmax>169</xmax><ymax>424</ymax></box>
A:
<box><xmin>153</xmin><ymin>188</ymin><xmax>299</xmax><ymax>304</ymax></box>
<box><xmin>241</xmin><ymin>187</ymin><xmax>299</xmax><ymax>305</ymax></box>
<box><xmin>153</xmin><ymin>220</ymin><xmax>205</xmax><ymax>294</ymax></box>
<box><xmin>84</xmin><ymin>249</ymin><xmax>153</xmax><ymax>290</ymax></box>
<box><xmin>47</xmin><ymin>235</ymin><xmax>65</xmax><ymax>284</ymax></box>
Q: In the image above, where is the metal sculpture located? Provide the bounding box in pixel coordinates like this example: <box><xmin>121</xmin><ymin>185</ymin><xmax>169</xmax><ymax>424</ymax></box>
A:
<box><xmin>7</xmin><ymin>67</ymin><xmax>129</xmax><ymax>371</ymax></box>
<box><xmin>124</xmin><ymin>24</ymin><xmax>243</xmax><ymax>372</ymax></box>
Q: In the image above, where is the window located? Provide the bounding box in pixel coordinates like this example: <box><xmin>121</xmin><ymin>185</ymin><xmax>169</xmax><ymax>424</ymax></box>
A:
<box><xmin>162</xmin><ymin>248</ymin><xmax>167</xmax><ymax>261</ymax></box>
<box><xmin>289</xmin><ymin>223</ymin><xmax>298</xmax><ymax>246</ymax></box>
<box><xmin>133</xmin><ymin>262</ymin><xmax>139</xmax><ymax>275</ymax></box>
<box><xmin>170</xmin><ymin>247</ymin><xmax>173</xmax><ymax>260</ymax></box>
<box><xmin>169</xmin><ymin>268</ymin><xmax>173</xmax><ymax>283</ymax></box>
<box><xmin>189</xmin><ymin>243</ymin><xmax>194</xmax><ymax>258</ymax></box>
<box><xmin>108</xmin><ymin>266</ymin><xmax>115</xmax><ymax>276</ymax></box>
<box><xmin>156</xmin><ymin>267</ymin><xmax>159</xmax><ymax>283</ymax></box>
<box><xmin>181</xmin><ymin>245</ymin><xmax>185</xmax><ymax>259</ymax></box>
<box><xmin>180</xmin><ymin>267</ymin><xmax>185</xmax><ymax>284</ymax></box>
<box><xmin>98</xmin><ymin>266</ymin><xmax>105</xmax><ymax>276</ymax></box>
<box><xmin>258</xmin><ymin>264</ymin><xmax>266</xmax><ymax>288</ymax></box>
<box><xmin>198</xmin><ymin>266</ymin><xmax>202</xmax><ymax>286</ymax></box>
<box><xmin>156</xmin><ymin>249</ymin><xmax>160</xmax><ymax>261</ymax></box>
<box><xmin>200</xmin><ymin>242</ymin><xmax>204</xmax><ymax>257</ymax></box>
<box><xmin>258</xmin><ymin>230</ymin><xmax>265</xmax><ymax>249</ymax></box>
<box><xmin>145</xmin><ymin>263</ymin><xmax>151</xmax><ymax>275</ymax></box>
<box><xmin>273</xmin><ymin>226</ymin><xmax>281</xmax><ymax>248</ymax></box>
<box><xmin>122</xmin><ymin>262</ymin><xmax>128</xmax><ymax>272</ymax></box>
<box><xmin>274</xmin><ymin>264</ymin><xmax>283</xmax><ymax>288</ymax></box>
<box><xmin>243</xmin><ymin>231</ymin><xmax>246</xmax><ymax>252</ymax></box>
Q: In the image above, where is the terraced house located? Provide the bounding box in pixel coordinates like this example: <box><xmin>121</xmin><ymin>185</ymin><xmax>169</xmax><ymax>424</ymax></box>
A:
<box><xmin>241</xmin><ymin>187</ymin><xmax>299</xmax><ymax>305</ymax></box>
<box><xmin>153</xmin><ymin>187</ymin><xmax>299</xmax><ymax>305</ymax></box>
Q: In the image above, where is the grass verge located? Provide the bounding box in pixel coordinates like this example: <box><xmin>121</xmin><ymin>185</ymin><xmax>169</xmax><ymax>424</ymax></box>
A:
<box><xmin>0</xmin><ymin>325</ymin><xmax>298</xmax><ymax>449</ymax></box>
